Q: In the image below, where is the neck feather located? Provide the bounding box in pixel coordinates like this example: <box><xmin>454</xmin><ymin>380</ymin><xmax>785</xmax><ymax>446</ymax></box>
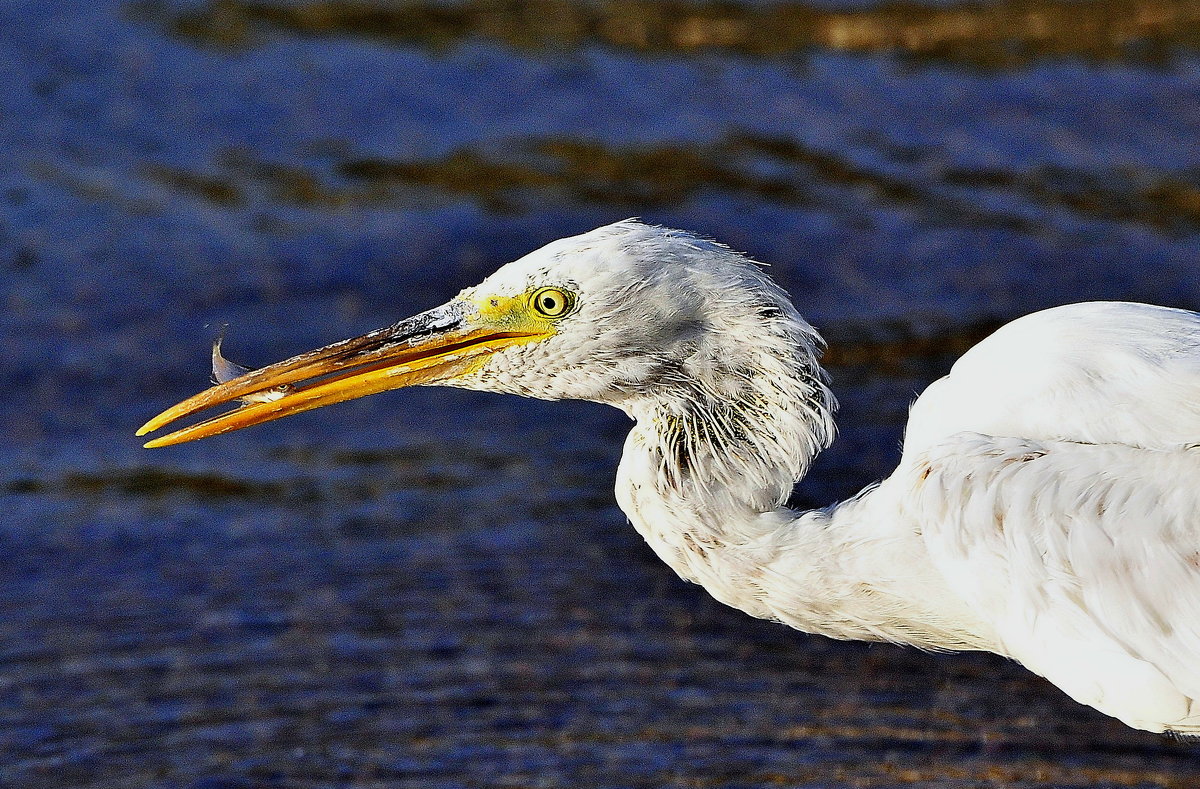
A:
<box><xmin>614</xmin><ymin>333</ymin><xmax>995</xmax><ymax>652</ymax></box>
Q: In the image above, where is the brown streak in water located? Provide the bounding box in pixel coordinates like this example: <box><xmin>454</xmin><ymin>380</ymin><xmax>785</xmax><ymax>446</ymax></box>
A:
<box><xmin>134</xmin><ymin>0</ymin><xmax>1200</xmax><ymax>67</ymax></box>
<box><xmin>139</xmin><ymin>135</ymin><xmax>1200</xmax><ymax>234</ymax></box>
<box><xmin>821</xmin><ymin>318</ymin><xmax>1005</xmax><ymax>373</ymax></box>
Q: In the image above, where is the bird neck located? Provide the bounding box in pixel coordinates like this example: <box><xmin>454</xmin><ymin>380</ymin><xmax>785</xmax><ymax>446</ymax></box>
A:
<box><xmin>615</xmin><ymin>379</ymin><xmax>995</xmax><ymax>652</ymax></box>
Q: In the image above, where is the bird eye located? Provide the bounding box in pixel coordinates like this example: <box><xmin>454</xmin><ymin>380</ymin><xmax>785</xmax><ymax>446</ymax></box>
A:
<box><xmin>531</xmin><ymin>287</ymin><xmax>574</xmax><ymax>319</ymax></box>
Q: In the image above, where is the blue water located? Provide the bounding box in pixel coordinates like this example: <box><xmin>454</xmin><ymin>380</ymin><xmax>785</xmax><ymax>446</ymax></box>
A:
<box><xmin>3</xmin><ymin>0</ymin><xmax>1200</xmax><ymax>785</ymax></box>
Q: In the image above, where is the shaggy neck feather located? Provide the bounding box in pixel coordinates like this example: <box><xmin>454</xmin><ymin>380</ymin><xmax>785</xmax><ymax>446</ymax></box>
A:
<box><xmin>613</xmin><ymin>352</ymin><xmax>997</xmax><ymax>652</ymax></box>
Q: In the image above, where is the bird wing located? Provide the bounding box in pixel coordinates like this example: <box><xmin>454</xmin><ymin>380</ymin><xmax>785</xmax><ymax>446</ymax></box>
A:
<box><xmin>901</xmin><ymin>302</ymin><xmax>1200</xmax><ymax>462</ymax></box>
<box><xmin>907</xmin><ymin>433</ymin><xmax>1200</xmax><ymax>733</ymax></box>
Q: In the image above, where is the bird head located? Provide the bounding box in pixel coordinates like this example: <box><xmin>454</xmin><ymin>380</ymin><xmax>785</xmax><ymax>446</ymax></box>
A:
<box><xmin>138</xmin><ymin>220</ymin><xmax>833</xmax><ymax>451</ymax></box>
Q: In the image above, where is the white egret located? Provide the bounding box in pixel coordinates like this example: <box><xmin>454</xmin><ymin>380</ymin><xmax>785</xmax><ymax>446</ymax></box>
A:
<box><xmin>139</xmin><ymin>220</ymin><xmax>1200</xmax><ymax>734</ymax></box>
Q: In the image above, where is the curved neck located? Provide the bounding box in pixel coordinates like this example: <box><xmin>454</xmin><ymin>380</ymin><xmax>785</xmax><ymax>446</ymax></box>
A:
<box><xmin>614</xmin><ymin>387</ymin><xmax>997</xmax><ymax>653</ymax></box>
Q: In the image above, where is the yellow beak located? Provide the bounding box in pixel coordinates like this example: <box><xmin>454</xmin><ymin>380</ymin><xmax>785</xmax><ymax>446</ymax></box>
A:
<box><xmin>137</xmin><ymin>300</ymin><xmax>545</xmax><ymax>448</ymax></box>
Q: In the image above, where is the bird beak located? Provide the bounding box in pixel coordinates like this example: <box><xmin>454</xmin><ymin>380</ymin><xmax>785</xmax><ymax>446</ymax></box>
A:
<box><xmin>137</xmin><ymin>299</ymin><xmax>546</xmax><ymax>448</ymax></box>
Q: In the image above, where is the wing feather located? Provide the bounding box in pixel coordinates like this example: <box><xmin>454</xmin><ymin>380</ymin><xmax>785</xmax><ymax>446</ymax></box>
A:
<box><xmin>908</xmin><ymin>434</ymin><xmax>1200</xmax><ymax>732</ymax></box>
<box><xmin>902</xmin><ymin>302</ymin><xmax>1200</xmax><ymax>462</ymax></box>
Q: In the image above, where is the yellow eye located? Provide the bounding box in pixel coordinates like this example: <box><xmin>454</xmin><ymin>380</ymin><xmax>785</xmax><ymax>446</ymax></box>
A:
<box><xmin>530</xmin><ymin>287</ymin><xmax>574</xmax><ymax>319</ymax></box>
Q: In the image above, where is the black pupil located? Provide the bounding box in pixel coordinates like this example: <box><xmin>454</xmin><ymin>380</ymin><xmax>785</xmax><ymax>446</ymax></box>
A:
<box><xmin>542</xmin><ymin>295</ymin><xmax>558</xmax><ymax>311</ymax></box>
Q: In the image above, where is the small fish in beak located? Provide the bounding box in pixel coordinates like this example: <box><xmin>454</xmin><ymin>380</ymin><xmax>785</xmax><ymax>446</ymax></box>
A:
<box><xmin>210</xmin><ymin>329</ymin><xmax>292</xmax><ymax>404</ymax></box>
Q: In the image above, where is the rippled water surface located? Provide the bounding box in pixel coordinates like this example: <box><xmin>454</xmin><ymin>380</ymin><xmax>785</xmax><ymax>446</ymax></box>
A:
<box><xmin>3</xmin><ymin>0</ymin><xmax>1200</xmax><ymax>786</ymax></box>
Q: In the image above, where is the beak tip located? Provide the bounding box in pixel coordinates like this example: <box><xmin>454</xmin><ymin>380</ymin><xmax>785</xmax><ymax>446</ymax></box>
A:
<box><xmin>137</xmin><ymin>410</ymin><xmax>177</xmax><ymax>438</ymax></box>
<box><xmin>142</xmin><ymin>434</ymin><xmax>174</xmax><ymax>449</ymax></box>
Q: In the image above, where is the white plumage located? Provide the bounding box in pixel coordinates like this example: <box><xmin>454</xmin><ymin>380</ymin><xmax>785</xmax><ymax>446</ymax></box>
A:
<box><xmin>140</xmin><ymin>220</ymin><xmax>1200</xmax><ymax>734</ymax></box>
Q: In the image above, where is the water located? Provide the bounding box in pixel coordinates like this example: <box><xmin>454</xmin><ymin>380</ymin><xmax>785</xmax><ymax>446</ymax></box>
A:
<box><xmin>2</xmin><ymin>0</ymin><xmax>1200</xmax><ymax>785</ymax></box>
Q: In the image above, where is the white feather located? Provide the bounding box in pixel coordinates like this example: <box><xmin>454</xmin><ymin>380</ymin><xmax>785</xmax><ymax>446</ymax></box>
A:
<box><xmin>438</xmin><ymin>222</ymin><xmax>1200</xmax><ymax>733</ymax></box>
<box><xmin>909</xmin><ymin>434</ymin><xmax>1200</xmax><ymax>731</ymax></box>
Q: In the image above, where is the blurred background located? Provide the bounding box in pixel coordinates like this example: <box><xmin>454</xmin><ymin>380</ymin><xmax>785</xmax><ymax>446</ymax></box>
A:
<box><xmin>3</xmin><ymin>0</ymin><xmax>1200</xmax><ymax>786</ymax></box>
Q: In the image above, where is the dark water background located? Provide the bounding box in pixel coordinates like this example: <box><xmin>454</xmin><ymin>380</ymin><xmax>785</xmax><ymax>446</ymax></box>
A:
<box><xmin>3</xmin><ymin>0</ymin><xmax>1200</xmax><ymax>786</ymax></box>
